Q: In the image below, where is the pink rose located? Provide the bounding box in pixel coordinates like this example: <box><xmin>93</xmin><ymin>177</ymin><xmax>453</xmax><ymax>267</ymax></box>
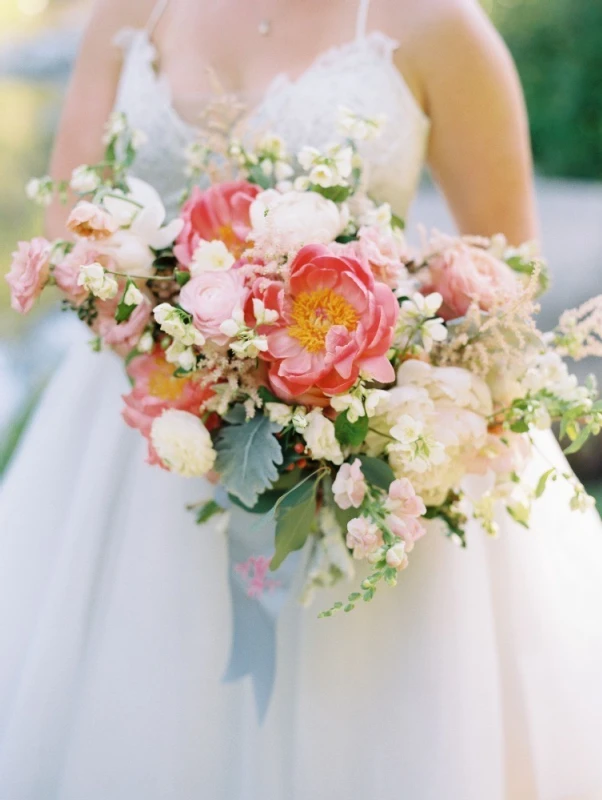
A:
<box><xmin>66</xmin><ymin>201</ymin><xmax>118</xmax><ymax>240</ymax></box>
<box><xmin>332</xmin><ymin>225</ymin><xmax>410</xmax><ymax>290</ymax></box>
<box><xmin>174</xmin><ymin>181</ymin><xmax>259</xmax><ymax>267</ymax></box>
<box><xmin>425</xmin><ymin>240</ymin><xmax>520</xmax><ymax>320</ymax></box>
<box><xmin>259</xmin><ymin>244</ymin><xmax>399</xmax><ymax>404</ymax></box>
<box><xmin>332</xmin><ymin>459</ymin><xmax>367</xmax><ymax>510</ymax></box>
<box><xmin>6</xmin><ymin>237</ymin><xmax>50</xmax><ymax>314</ymax></box>
<box><xmin>53</xmin><ymin>242</ymin><xmax>104</xmax><ymax>305</ymax></box>
<box><xmin>346</xmin><ymin>516</ymin><xmax>383</xmax><ymax>560</ymax></box>
<box><xmin>179</xmin><ymin>268</ymin><xmax>249</xmax><ymax>345</ymax></box>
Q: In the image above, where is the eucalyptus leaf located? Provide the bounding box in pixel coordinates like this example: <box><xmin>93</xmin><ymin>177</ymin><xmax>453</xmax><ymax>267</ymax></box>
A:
<box><xmin>270</xmin><ymin>478</ymin><xmax>317</xmax><ymax>571</ymax></box>
<box><xmin>357</xmin><ymin>455</ymin><xmax>395</xmax><ymax>492</ymax></box>
<box><xmin>214</xmin><ymin>413</ymin><xmax>283</xmax><ymax>507</ymax></box>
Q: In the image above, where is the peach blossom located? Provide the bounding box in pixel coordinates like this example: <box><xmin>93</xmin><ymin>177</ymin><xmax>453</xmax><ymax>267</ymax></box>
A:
<box><xmin>258</xmin><ymin>244</ymin><xmax>399</xmax><ymax>404</ymax></box>
<box><xmin>174</xmin><ymin>181</ymin><xmax>259</xmax><ymax>267</ymax></box>
<box><xmin>66</xmin><ymin>201</ymin><xmax>118</xmax><ymax>240</ymax></box>
<box><xmin>6</xmin><ymin>237</ymin><xmax>50</xmax><ymax>314</ymax></box>
<box><xmin>425</xmin><ymin>241</ymin><xmax>519</xmax><ymax>320</ymax></box>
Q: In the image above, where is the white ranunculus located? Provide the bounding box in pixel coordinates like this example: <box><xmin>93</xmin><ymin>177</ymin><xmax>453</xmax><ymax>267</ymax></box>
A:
<box><xmin>100</xmin><ymin>177</ymin><xmax>184</xmax><ymax>274</ymax></box>
<box><xmin>249</xmin><ymin>189</ymin><xmax>345</xmax><ymax>254</ymax></box>
<box><xmin>302</xmin><ymin>409</ymin><xmax>344</xmax><ymax>465</ymax></box>
<box><xmin>70</xmin><ymin>165</ymin><xmax>101</xmax><ymax>194</ymax></box>
<box><xmin>150</xmin><ymin>410</ymin><xmax>216</xmax><ymax>477</ymax></box>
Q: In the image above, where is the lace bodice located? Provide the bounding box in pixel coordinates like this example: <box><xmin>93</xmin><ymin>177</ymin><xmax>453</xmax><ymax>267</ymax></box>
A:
<box><xmin>113</xmin><ymin>23</ymin><xmax>430</xmax><ymax>218</ymax></box>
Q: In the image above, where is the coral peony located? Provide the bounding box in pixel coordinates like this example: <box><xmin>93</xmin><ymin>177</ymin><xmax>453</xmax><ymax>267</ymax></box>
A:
<box><xmin>6</xmin><ymin>238</ymin><xmax>51</xmax><ymax>314</ymax></box>
<box><xmin>258</xmin><ymin>244</ymin><xmax>399</xmax><ymax>403</ymax></box>
<box><xmin>425</xmin><ymin>240</ymin><xmax>520</xmax><ymax>320</ymax></box>
<box><xmin>174</xmin><ymin>180</ymin><xmax>259</xmax><ymax>267</ymax></box>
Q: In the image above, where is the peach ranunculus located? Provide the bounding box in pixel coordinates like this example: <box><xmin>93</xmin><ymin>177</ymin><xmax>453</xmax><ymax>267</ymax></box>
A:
<box><xmin>179</xmin><ymin>268</ymin><xmax>250</xmax><ymax>346</ymax></box>
<box><xmin>174</xmin><ymin>180</ymin><xmax>260</xmax><ymax>267</ymax></box>
<box><xmin>6</xmin><ymin>237</ymin><xmax>51</xmax><ymax>314</ymax></box>
<box><xmin>424</xmin><ymin>239</ymin><xmax>520</xmax><ymax>321</ymax></box>
<box><xmin>66</xmin><ymin>201</ymin><xmax>118</xmax><ymax>240</ymax></box>
<box><xmin>256</xmin><ymin>244</ymin><xmax>399</xmax><ymax>404</ymax></box>
<box><xmin>332</xmin><ymin>225</ymin><xmax>411</xmax><ymax>291</ymax></box>
<box><xmin>122</xmin><ymin>346</ymin><xmax>212</xmax><ymax>465</ymax></box>
<box><xmin>53</xmin><ymin>242</ymin><xmax>105</xmax><ymax>305</ymax></box>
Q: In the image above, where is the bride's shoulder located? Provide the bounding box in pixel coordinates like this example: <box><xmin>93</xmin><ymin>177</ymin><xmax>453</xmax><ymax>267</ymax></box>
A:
<box><xmin>86</xmin><ymin>0</ymin><xmax>158</xmax><ymax>40</ymax></box>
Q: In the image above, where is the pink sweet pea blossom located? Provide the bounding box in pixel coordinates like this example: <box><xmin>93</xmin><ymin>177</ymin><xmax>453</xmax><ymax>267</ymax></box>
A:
<box><xmin>6</xmin><ymin>238</ymin><xmax>51</xmax><ymax>314</ymax></box>
<box><xmin>346</xmin><ymin>516</ymin><xmax>383</xmax><ymax>560</ymax></box>
<box><xmin>53</xmin><ymin>243</ymin><xmax>105</xmax><ymax>305</ymax></box>
<box><xmin>424</xmin><ymin>240</ymin><xmax>519</xmax><ymax>320</ymax></box>
<box><xmin>332</xmin><ymin>459</ymin><xmax>367</xmax><ymax>510</ymax></box>
<box><xmin>179</xmin><ymin>268</ymin><xmax>250</xmax><ymax>346</ymax></box>
<box><xmin>174</xmin><ymin>180</ymin><xmax>259</xmax><ymax>267</ymax></box>
<box><xmin>385</xmin><ymin>478</ymin><xmax>427</xmax><ymax>552</ymax></box>
<box><xmin>258</xmin><ymin>244</ymin><xmax>399</xmax><ymax>404</ymax></box>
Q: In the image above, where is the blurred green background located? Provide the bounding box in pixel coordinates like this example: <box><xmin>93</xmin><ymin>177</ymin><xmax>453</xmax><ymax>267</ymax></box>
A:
<box><xmin>0</xmin><ymin>0</ymin><xmax>601</xmax><ymax>506</ymax></box>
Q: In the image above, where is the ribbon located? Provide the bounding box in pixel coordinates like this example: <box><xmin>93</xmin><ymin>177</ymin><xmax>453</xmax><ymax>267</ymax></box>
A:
<box><xmin>215</xmin><ymin>487</ymin><xmax>305</xmax><ymax>722</ymax></box>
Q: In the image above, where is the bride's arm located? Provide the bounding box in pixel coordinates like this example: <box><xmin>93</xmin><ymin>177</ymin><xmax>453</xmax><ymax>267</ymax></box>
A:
<box><xmin>396</xmin><ymin>1</ymin><xmax>538</xmax><ymax>244</ymax></box>
<box><xmin>46</xmin><ymin>0</ymin><xmax>153</xmax><ymax>238</ymax></box>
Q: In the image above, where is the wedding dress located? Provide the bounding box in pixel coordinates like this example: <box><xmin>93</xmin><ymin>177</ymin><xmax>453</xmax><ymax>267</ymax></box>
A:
<box><xmin>1</xmin><ymin>1</ymin><xmax>602</xmax><ymax>797</ymax></box>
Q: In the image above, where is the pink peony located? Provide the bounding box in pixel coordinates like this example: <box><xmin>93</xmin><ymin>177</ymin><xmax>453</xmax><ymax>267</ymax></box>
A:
<box><xmin>174</xmin><ymin>181</ymin><xmax>260</xmax><ymax>267</ymax></box>
<box><xmin>66</xmin><ymin>201</ymin><xmax>118</xmax><ymax>240</ymax></box>
<box><xmin>122</xmin><ymin>347</ymin><xmax>212</xmax><ymax>466</ymax></box>
<box><xmin>425</xmin><ymin>241</ymin><xmax>520</xmax><ymax>320</ymax></box>
<box><xmin>385</xmin><ymin>478</ymin><xmax>426</xmax><ymax>552</ymax></box>
<box><xmin>332</xmin><ymin>225</ymin><xmax>410</xmax><ymax>290</ymax></box>
<box><xmin>258</xmin><ymin>244</ymin><xmax>399</xmax><ymax>404</ymax></box>
<box><xmin>179</xmin><ymin>268</ymin><xmax>250</xmax><ymax>346</ymax></box>
<box><xmin>6</xmin><ymin>238</ymin><xmax>51</xmax><ymax>314</ymax></box>
<box><xmin>332</xmin><ymin>459</ymin><xmax>367</xmax><ymax>510</ymax></box>
<box><xmin>346</xmin><ymin>516</ymin><xmax>383</xmax><ymax>560</ymax></box>
<box><xmin>53</xmin><ymin>242</ymin><xmax>104</xmax><ymax>305</ymax></box>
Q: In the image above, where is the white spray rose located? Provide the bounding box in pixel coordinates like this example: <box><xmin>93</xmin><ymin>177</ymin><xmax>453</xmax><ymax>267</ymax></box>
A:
<box><xmin>150</xmin><ymin>410</ymin><xmax>216</xmax><ymax>477</ymax></box>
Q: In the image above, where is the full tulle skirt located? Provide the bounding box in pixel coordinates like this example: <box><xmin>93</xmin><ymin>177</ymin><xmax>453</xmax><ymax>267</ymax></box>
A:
<box><xmin>1</xmin><ymin>340</ymin><xmax>602</xmax><ymax>800</ymax></box>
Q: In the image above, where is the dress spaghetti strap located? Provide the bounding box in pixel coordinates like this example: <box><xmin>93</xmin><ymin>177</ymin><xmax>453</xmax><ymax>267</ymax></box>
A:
<box><xmin>146</xmin><ymin>0</ymin><xmax>170</xmax><ymax>35</ymax></box>
<box><xmin>355</xmin><ymin>0</ymin><xmax>371</xmax><ymax>39</ymax></box>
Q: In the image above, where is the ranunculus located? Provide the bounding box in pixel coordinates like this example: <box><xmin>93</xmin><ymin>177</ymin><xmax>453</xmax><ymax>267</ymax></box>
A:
<box><xmin>259</xmin><ymin>244</ymin><xmax>399</xmax><ymax>403</ymax></box>
<box><xmin>179</xmin><ymin>268</ymin><xmax>249</xmax><ymax>346</ymax></box>
<box><xmin>150</xmin><ymin>409</ymin><xmax>216</xmax><ymax>477</ymax></box>
<box><xmin>6</xmin><ymin>237</ymin><xmax>50</xmax><ymax>314</ymax></box>
<box><xmin>53</xmin><ymin>243</ymin><xmax>106</xmax><ymax>305</ymax></box>
<box><xmin>346</xmin><ymin>516</ymin><xmax>383</xmax><ymax>560</ymax></box>
<box><xmin>249</xmin><ymin>189</ymin><xmax>345</xmax><ymax>256</ymax></box>
<box><xmin>122</xmin><ymin>346</ymin><xmax>213</xmax><ymax>465</ymax></box>
<box><xmin>67</xmin><ymin>202</ymin><xmax>118</xmax><ymax>240</ymax></box>
<box><xmin>425</xmin><ymin>240</ymin><xmax>520</xmax><ymax>320</ymax></box>
<box><xmin>174</xmin><ymin>180</ymin><xmax>259</xmax><ymax>267</ymax></box>
<box><xmin>332</xmin><ymin>459</ymin><xmax>367</xmax><ymax>509</ymax></box>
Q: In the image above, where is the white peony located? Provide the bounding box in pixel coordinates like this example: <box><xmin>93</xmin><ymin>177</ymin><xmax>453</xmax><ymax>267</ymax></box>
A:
<box><xmin>249</xmin><ymin>189</ymin><xmax>345</xmax><ymax>254</ymax></box>
<box><xmin>150</xmin><ymin>410</ymin><xmax>216</xmax><ymax>477</ymax></box>
<box><xmin>302</xmin><ymin>409</ymin><xmax>344</xmax><ymax>464</ymax></box>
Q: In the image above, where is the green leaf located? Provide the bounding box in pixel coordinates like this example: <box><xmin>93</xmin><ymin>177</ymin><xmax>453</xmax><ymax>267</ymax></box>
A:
<box><xmin>357</xmin><ymin>455</ymin><xmax>395</xmax><ymax>492</ymax></box>
<box><xmin>214</xmin><ymin>413</ymin><xmax>283</xmax><ymax>508</ymax></box>
<box><xmin>228</xmin><ymin>490</ymin><xmax>282</xmax><ymax>514</ymax></box>
<box><xmin>114</xmin><ymin>278</ymin><xmax>138</xmax><ymax>323</ymax></box>
<box><xmin>270</xmin><ymin>478</ymin><xmax>317</xmax><ymax>571</ymax></box>
<box><xmin>510</xmin><ymin>419</ymin><xmax>530</xmax><ymax>434</ymax></box>
<box><xmin>390</xmin><ymin>212</ymin><xmax>405</xmax><ymax>231</ymax></box>
<box><xmin>246</xmin><ymin>165</ymin><xmax>272</xmax><ymax>189</ymax></box>
<box><xmin>563</xmin><ymin>423</ymin><xmax>592</xmax><ymax>455</ymax></box>
<box><xmin>175</xmin><ymin>270</ymin><xmax>191</xmax><ymax>287</ymax></box>
<box><xmin>334</xmin><ymin>411</ymin><xmax>369</xmax><ymax>447</ymax></box>
<box><xmin>535</xmin><ymin>468</ymin><xmax>556</xmax><ymax>499</ymax></box>
<box><xmin>506</xmin><ymin>503</ymin><xmax>531</xmax><ymax>529</ymax></box>
<box><xmin>310</xmin><ymin>184</ymin><xmax>352</xmax><ymax>203</ymax></box>
<box><xmin>195</xmin><ymin>500</ymin><xmax>225</xmax><ymax>525</ymax></box>
<box><xmin>257</xmin><ymin>385</ymin><xmax>281</xmax><ymax>405</ymax></box>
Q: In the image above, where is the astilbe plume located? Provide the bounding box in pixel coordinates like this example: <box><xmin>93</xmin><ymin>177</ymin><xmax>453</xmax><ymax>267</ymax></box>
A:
<box><xmin>554</xmin><ymin>295</ymin><xmax>602</xmax><ymax>360</ymax></box>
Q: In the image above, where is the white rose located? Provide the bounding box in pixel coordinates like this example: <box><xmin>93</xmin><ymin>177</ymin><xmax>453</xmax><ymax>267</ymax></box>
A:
<box><xmin>70</xmin><ymin>165</ymin><xmax>101</xmax><ymax>194</ymax></box>
<box><xmin>191</xmin><ymin>239</ymin><xmax>235</xmax><ymax>275</ymax></box>
<box><xmin>249</xmin><ymin>190</ymin><xmax>344</xmax><ymax>254</ymax></box>
<box><xmin>303</xmin><ymin>409</ymin><xmax>344</xmax><ymax>465</ymax></box>
<box><xmin>150</xmin><ymin>410</ymin><xmax>216</xmax><ymax>477</ymax></box>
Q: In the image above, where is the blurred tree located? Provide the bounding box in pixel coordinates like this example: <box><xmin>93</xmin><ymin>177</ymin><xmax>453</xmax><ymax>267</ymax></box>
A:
<box><xmin>495</xmin><ymin>0</ymin><xmax>602</xmax><ymax>178</ymax></box>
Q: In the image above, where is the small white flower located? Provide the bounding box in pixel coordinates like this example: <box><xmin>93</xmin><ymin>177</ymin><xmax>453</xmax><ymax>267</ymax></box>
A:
<box><xmin>274</xmin><ymin>160</ymin><xmax>294</xmax><ymax>182</ymax></box>
<box><xmin>70</xmin><ymin>165</ymin><xmax>101</xmax><ymax>194</ymax></box>
<box><xmin>309</xmin><ymin>164</ymin><xmax>336</xmax><ymax>188</ymax></box>
<box><xmin>131</xmin><ymin>128</ymin><xmax>148</xmax><ymax>150</ymax></box>
<box><xmin>390</xmin><ymin>415</ymin><xmax>424</xmax><ymax>445</ymax></box>
<box><xmin>421</xmin><ymin>318</ymin><xmax>448</xmax><ymax>352</ymax></box>
<box><xmin>570</xmin><ymin>485</ymin><xmax>595</xmax><ymax>513</ymax></box>
<box><xmin>102</xmin><ymin>111</ymin><xmax>127</xmax><ymax>144</ymax></box>
<box><xmin>259</xmin><ymin>158</ymin><xmax>274</xmax><ymax>177</ymax></box>
<box><xmin>326</xmin><ymin>144</ymin><xmax>353</xmax><ymax>179</ymax></box>
<box><xmin>137</xmin><ymin>331</ymin><xmax>154</xmax><ymax>353</ymax></box>
<box><xmin>191</xmin><ymin>239</ymin><xmax>235</xmax><ymax>275</ymax></box>
<box><xmin>77</xmin><ymin>262</ymin><xmax>118</xmax><ymax>300</ymax></box>
<box><xmin>230</xmin><ymin>334</ymin><xmax>268</xmax><ymax>358</ymax></box>
<box><xmin>154</xmin><ymin>303</ymin><xmax>205</xmax><ymax>346</ymax></box>
<box><xmin>365</xmin><ymin>389</ymin><xmax>390</xmax><ymax>418</ymax></box>
<box><xmin>330</xmin><ymin>393</ymin><xmax>365</xmax><ymax>424</ymax></box>
<box><xmin>386</xmin><ymin>542</ymin><xmax>409</xmax><ymax>570</ymax></box>
<box><xmin>165</xmin><ymin>340</ymin><xmax>197</xmax><ymax>371</ymax></box>
<box><xmin>123</xmin><ymin>282</ymin><xmax>144</xmax><ymax>306</ymax></box>
<box><xmin>256</xmin><ymin>133</ymin><xmax>287</xmax><ymax>160</ymax></box>
<box><xmin>265</xmin><ymin>403</ymin><xmax>294</xmax><ymax>426</ymax></box>
<box><xmin>297</xmin><ymin>146</ymin><xmax>321</xmax><ymax>170</ymax></box>
<box><xmin>303</xmin><ymin>409</ymin><xmax>344</xmax><ymax>464</ymax></box>
<box><xmin>25</xmin><ymin>177</ymin><xmax>53</xmax><ymax>207</ymax></box>
<box><xmin>252</xmin><ymin>298</ymin><xmax>279</xmax><ymax>326</ymax></box>
<box><xmin>293</xmin><ymin>175</ymin><xmax>311</xmax><ymax>192</ymax></box>
<box><xmin>219</xmin><ymin>305</ymin><xmax>246</xmax><ymax>339</ymax></box>
<box><xmin>291</xmin><ymin>409</ymin><xmax>309</xmax><ymax>432</ymax></box>
<box><xmin>151</xmin><ymin>410</ymin><xmax>216</xmax><ymax>477</ymax></box>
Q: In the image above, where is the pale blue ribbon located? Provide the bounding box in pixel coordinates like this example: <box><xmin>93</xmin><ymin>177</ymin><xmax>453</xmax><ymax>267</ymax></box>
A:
<box><xmin>215</xmin><ymin>487</ymin><xmax>303</xmax><ymax>722</ymax></box>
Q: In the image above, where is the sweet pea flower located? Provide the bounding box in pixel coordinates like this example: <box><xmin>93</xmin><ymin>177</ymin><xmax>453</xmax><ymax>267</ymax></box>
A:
<box><xmin>386</xmin><ymin>541</ymin><xmax>409</xmax><ymax>570</ymax></box>
<box><xmin>346</xmin><ymin>517</ymin><xmax>383</xmax><ymax>560</ymax></box>
<box><xmin>332</xmin><ymin>459</ymin><xmax>367</xmax><ymax>510</ymax></box>
<box><xmin>6</xmin><ymin>238</ymin><xmax>50</xmax><ymax>314</ymax></box>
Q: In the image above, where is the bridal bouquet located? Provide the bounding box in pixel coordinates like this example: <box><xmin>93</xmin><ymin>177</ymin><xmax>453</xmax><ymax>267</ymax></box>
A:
<box><xmin>7</xmin><ymin>109</ymin><xmax>602</xmax><ymax>614</ymax></box>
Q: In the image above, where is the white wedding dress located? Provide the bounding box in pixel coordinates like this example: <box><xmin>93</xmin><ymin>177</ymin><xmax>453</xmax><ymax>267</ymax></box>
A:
<box><xmin>2</xmin><ymin>1</ymin><xmax>602</xmax><ymax>798</ymax></box>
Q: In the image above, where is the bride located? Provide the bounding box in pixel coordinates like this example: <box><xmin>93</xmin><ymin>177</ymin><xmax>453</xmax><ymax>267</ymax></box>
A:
<box><xmin>2</xmin><ymin>0</ymin><xmax>602</xmax><ymax>797</ymax></box>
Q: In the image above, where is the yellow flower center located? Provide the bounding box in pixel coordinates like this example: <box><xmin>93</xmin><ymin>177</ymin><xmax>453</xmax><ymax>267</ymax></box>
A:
<box><xmin>148</xmin><ymin>359</ymin><xmax>187</xmax><ymax>401</ymax></box>
<box><xmin>288</xmin><ymin>288</ymin><xmax>358</xmax><ymax>353</ymax></box>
